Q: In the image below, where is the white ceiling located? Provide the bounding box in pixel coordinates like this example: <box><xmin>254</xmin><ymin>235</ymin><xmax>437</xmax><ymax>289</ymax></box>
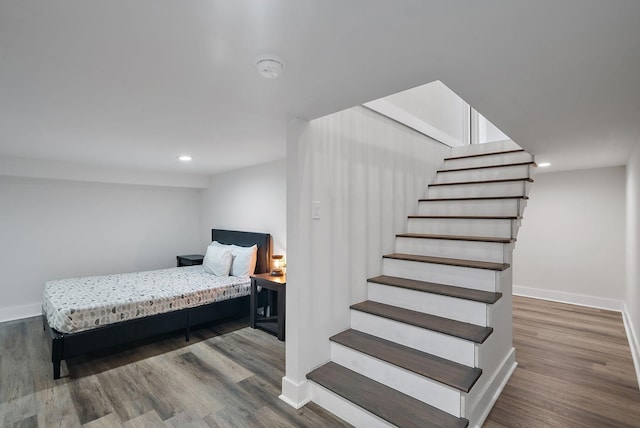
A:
<box><xmin>1</xmin><ymin>0</ymin><xmax>639</xmax><ymax>176</ymax></box>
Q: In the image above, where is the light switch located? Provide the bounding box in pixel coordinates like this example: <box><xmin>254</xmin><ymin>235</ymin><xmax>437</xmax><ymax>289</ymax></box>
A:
<box><xmin>312</xmin><ymin>201</ymin><xmax>321</xmax><ymax>219</ymax></box>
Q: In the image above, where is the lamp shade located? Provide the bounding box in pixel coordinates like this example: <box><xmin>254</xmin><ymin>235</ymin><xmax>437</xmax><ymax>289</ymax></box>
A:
<box><xmin>271</xmin><ymin>255</ymin><xmax>285</xmax><ymax>276</ymax></box>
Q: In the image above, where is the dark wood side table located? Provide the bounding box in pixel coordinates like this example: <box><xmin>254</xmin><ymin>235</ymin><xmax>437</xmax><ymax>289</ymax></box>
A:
<box><xmin>177</xmin><ymin>254</ymin><xmax>204</xmax><ymax>267</ymax></box>
<box><xmin>250</xmin><ymin>273</ymin><xmax>286</xmax><ymax>341</ymax></box>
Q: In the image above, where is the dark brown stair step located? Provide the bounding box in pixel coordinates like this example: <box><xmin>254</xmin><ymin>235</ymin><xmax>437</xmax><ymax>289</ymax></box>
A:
<box><xmin>445</xmin><ymin>148</ymin><xmax>525</xmax><ymax>161</ymax></box>
<box><xmin>429</xmin><ymin>177</ymin><xmax>533</xmax><ymax>187</ymax></box>
<box><xmin>408</xmin><ymin>215</ymin><xmax>520</xmax><ymax>219</ymax></box>
<box><xmin>397</xmin><ymin>232</ymin><xmax>515</xmax><ymax>244</ymax></box>
<box><xmin>438</xmin><ymin>161</ymin><xmax>536</xmax><ymax>173</ymax></box>
<box><xmin>331</xmin><ymin>329</ymin><xmax>482</xmax><ymax>393</ymax></box>
<box><xmin>307</xmin><ymin>362</ymin><xmax>469</xmax><ymax>428</ymax></box>
<box><xmin>384</xmin><ymin>252</ymin><xmax>510</xmax><ymax>271</ymax></box>
<box><xmin>351</xmin><ymin>300</ymin><xmax>493</xmax><ymax>344</ymax></box>
<box><xmin>419</xmin><ymin>196</ymin><xmax>528</xmax><ymax>202</ymax></box>
<box><xmin>368</xmin><ymin>275</ymin><xmax>502</xmax><ymax>304</ymax></box>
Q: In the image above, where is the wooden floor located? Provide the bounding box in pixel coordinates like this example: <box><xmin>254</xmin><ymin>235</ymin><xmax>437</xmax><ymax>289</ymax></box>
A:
<box><xmin>486</xmin><ymin>296</ymin><xmax>640</xmax><ymax>428</ymax></box>
<box><xmin>0</xmin><ymin>317</ymin><xmax>350</xmax><ymax>427</ymax></box>
<box><xmin>1</xmin><ymin>296</ymin><xmax>639</xmax><ymax>427</ymax></box>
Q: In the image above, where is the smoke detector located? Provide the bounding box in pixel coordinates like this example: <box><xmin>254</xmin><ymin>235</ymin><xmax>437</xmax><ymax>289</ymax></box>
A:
<box><xmin>256</xmin><ymin>56</ymin><xmax>284</xmax><ymax>79</ymax></box>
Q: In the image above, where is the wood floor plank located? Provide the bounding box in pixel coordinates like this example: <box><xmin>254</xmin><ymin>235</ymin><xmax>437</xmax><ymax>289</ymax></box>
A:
<box><xmin>81</xmin><ymin>412</ymin><xmax>121</xmax><ymax>428</ymax></box>
<box><xmin>68</xmin><ymin>376</ymin><xmax>116</xmax><ymax>425</ymax></box>
<box><xmin>165</xmin><ymin>410</ymin><xmax>211</xmax><ymax>428</ymax></box>
<box><xmin>121</xmin><ymin>410</ymin><xmax>164</xmax><ymax>428</ymax></box>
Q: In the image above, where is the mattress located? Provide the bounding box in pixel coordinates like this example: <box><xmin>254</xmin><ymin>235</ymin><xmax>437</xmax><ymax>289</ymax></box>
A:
<box><xmin>42</xmin><ymin>265</ymin><xmax>250</xmax><ymax>334</ymax></box>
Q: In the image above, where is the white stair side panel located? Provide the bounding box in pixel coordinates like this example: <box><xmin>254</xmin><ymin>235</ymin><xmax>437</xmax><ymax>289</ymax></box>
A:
<box><xmin>436</xmin><ymin>164</ymin><xmax>533</xmax><ymax>184</ymax></box>
<box><xmin>428</xmin><ymin>180</ymin><xmax>531</xmax><ymax>199</ymax></box>
<box><xmin>444</xmin><ymin>151</ymin><xmax>533</xmax><ymax>170</ymax></box>
<box><xmin>330</xmin><ymin>342</ymin><xmax>463</xmax><ymax>417</ymax></box>
<box><xmin>309</xmin><ymin>382</ymin><xmax>395</xmax><ymax>428</ymax></box>
<box><xmin>351</xmin><ymin>310</ymin><xmax>477</xmax><ymax>367</ymax></box>
<box><xmin>418</xmin><ymin>198</ymin><xmax>526</xmax><ymax>217</ymax></box>
<box><xmin>395</xmin><ymin>236</ymin><xmax>511</xmax><ymax>264</ymax></box>
<box><xmin>382</xmin><ymin>258</ymin><xmax>499</xmax><ymax>292</ymax></box>
<box><xmin>466</xmin><ymin>296</ymin><xmax>514</xmax><ymax>419</ymax></box>
<box><xmin>495</xmin><ymin>268</ymin><xmax>512</xmax><ymax>294</ymax></box>
<box><xmin>407</xmin><ymin>217</ymin><xmax>518</xmax><ymax>240</ymax></box>
<box><xmin>450</xmin><ymin>141</ymin><xmax>522</xmax><ymax>157</ymax></box>
<box><xmin>368</xmin><ymin>282</ymin><xmax>489</xmax><ymax>326</ymax></box>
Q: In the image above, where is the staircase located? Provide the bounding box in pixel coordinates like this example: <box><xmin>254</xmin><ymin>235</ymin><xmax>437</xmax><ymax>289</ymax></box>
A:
<box><xmin>306</xmin><ymin>141</ymin><xmax>535</xmax><ymax>428</ymax></box>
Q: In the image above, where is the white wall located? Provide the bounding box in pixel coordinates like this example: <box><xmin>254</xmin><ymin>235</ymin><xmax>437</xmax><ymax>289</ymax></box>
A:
<box><xmin>513</xmin><ymin>166</ymin><xmax>626</xmax><ymax>309</ymax></box>
<box><xmin>0</xmin><ymin>176</ymin><xmax>202</xmax><ymax>322</ymax></box>
<box><xmin>364</xmin><ymin>81</ymin><xmax>468</xmax><ymax>147</ymax></box>
<box><xmin>625</xmin><ymin>143</ymin><xmax>640</xmax><ymax>380</ymax></box>
<box><xmin>282</xmin><ymin>106</ymin><xmax>450</xmax><ymax>406</ymax></box>
<box><xmin>200</xmin><ymin>159</ymin><xmax>287</xmax><ymax>254</ymax></box>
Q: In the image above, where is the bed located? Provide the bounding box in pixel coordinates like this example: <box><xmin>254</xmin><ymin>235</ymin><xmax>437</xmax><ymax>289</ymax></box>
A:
<box><xmin>42</xmin><ymin>229</ymin><xmax>272</xmax><ymax>379</ymax></box>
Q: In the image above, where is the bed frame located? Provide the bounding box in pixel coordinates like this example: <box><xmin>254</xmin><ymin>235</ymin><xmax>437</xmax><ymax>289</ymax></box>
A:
<box><xmin>44</xmin><ymin>229</ymin><xmax>272</xmax><ymax>379</ymax></box>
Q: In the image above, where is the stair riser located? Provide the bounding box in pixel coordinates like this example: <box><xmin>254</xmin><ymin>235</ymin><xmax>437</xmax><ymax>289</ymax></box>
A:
<box><xmin>418</xmin><ymin>199</ymin><xmax>526</xmax><ymax>217</ymax></box>
<box><xmin>436</xmin><ymin>164</ymin><xmax>533</xmax><ymax>184</ymax></box>
<box><xmin>330</xmin><ymin>343</ymin><xmax>463</xmax><ymax>417</ymax></box>
<box><xmin>444</xmin><ymin>151</ymin><xmax>533</xmax><ymax>170</ymax></box>
<box><xmin>428</xmin><ymin>180</ymin><xmax>531</xmax><ymax>199</ymax></box>
<box><xmin>395</xmin><ymin>237</ymin><xmax>512</xmax><ymax>264</ymax></box>
<box><xmin>351</xmin><ymin>310</ymin><xmax>477</xmax><ymax>366</ymax></box>
<box><xmin>368</xmin><ymin>282</ymin><xmax>489</xmax><ymax>326</ymax></box>
<box><xmin>382</xmin><ymin>258</ymin><xmax>498</xmax><ymax>292</ymax></box>
<box><xmin>449</xmin><ymin>141</ymin><xmax>522</xmax><ymax>158</ymax></box>
<box><xmin>308</xmin><ymin>382</ymin><xmax>396</xmax><ymax>428</ymax></box>
<box><xmin>407</xmin><ymin>218</ymin><xmax>519</xmax><ymax>239</ymax></box>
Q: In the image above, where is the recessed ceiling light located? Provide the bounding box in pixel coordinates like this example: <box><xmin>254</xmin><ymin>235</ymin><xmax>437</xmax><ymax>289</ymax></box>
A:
<box><xmin>538</xmin><ymin>162</ymin><xmax>551</xmax><ymax>167</ymax></box>
<box><xmin>178</xmin><ymin>155</ymin><xmax>192</xmax><ymax>162</ymax></box>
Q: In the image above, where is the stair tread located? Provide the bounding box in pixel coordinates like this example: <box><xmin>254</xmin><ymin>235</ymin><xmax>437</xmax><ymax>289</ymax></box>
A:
<box><xmin>368</xmin><ymin>274</ymin><xmax>502</xmax><ymax>304</ymax></box>
<box><xmin>384</xmin><ymin>252</ymin><xmax>510</xmax><ymax>271</ymax></box>
<box><xmin>397</xmin><ymin>232</ymin><xmax>515</xmax><ymax>243</ymax></box>
<box><xmin>350</xmin><ymin>300</ymin><xmax>493</xmax><ymax>343</ymax></box>
<box><xmin>438</xmin><ymin>161</ymin><xmax>536</xmax><ymax>173</ymax></box>
<box><xmin>409</xmin><ymin>215</ymin><xmax>520</xmax><ymax>219</ymax></box>
<box><xmin>445</xmin><ymin>148</ymin><xmax>525</xmax><ymax>161</ymax></box>
<box><xmin>307</xmin><ymin>362</ymin><xmax>469</xmax><ymax>428</ymax></box>
<box><xmin>429</xmin><ymin>177</ymin><xmax>533</xmax><ymax>187</ymax></box>
<box><xmin>419</xmin><ymin>196</ymin><xmax>528</xmax><ymax>201</ymax></box>
<box><xmin>331</xmin><ymin>329</ymin><xmax>482</xmax><ymax>392</ymax></box>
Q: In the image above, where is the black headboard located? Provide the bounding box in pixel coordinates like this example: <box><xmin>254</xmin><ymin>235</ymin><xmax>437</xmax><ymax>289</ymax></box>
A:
<box><xmin>211</xmin><ymin>229</ymin><xmax>272</xmax><ymax>274</ymax></box>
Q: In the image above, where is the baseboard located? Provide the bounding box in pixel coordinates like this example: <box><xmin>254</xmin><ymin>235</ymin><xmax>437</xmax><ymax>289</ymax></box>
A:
<box><xmin>469</xmin><ymin>348</ymin><xmax>517</xmax><ymax>428</ymax></box>
<box><xmin>0</xmin><ymin>303</ymin><xmax>41</xmax><ymax>323</ymax></box>
<box><xmin>622</xmin><ymin>304</ymin><xmax>640</xmax><ymax>390</ymax></box>
<box><xmin>280</xmin><ymin>376</ymin><xmax>311</xmax><ymax>409</ymax></box>
<box><xmin>513</xmin><ymin>285</ymin><xmax>623</xmax><ymax>312</ymax></box>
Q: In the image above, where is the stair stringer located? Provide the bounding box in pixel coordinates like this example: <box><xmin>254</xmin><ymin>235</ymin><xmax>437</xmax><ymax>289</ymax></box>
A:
<box><xmin>463</xmin><ymin>273</ymin><xmax>515</xmax><ymax>426</ymax></box>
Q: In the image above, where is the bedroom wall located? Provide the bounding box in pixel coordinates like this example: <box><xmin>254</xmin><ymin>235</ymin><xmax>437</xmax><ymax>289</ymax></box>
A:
<box><xmin>513</xmin><ymin>166</ymin><xmax>626</xmax><ymax>309</ymax></box>
<box><xmin>282</xmin><ymin>106</ymin><xmax>451</xmax><ymax>406</ymax></box>
<box><xmin>625</xmin><ymin>142</ymin><xmax>640</xmax><ymax>383</ymax></box>
<box><xmin>200</xmin><ymin>159</ymin><xmax>287</xmax><ymax>254</ymax></box>
<box><xmin>0</xmin><ymin>176</ymin><xmax>202</xmax><ymax>322</ymax></box>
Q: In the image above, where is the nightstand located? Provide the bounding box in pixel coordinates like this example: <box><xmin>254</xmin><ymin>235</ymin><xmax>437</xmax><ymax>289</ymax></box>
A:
<box><xmin>176</xmin><ymin>254</ymin><xmax>204</xmax><ymax>267</ymax></box>
<box><xmin>250</xmin><ymin>273</ymin><xmax>286</xmax><ymax>341</ymax></box>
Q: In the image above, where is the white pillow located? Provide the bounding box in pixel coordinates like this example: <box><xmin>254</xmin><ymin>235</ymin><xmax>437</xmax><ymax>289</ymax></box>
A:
<box><xmin>211</xmin><ymin>241</ymin><xmax>258</xmax><ymax>277</ymax></box>
<box><xmin>203</xmin><ymin>245</ymin><xmax>233</xmax><ymax>276</ymax></box>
